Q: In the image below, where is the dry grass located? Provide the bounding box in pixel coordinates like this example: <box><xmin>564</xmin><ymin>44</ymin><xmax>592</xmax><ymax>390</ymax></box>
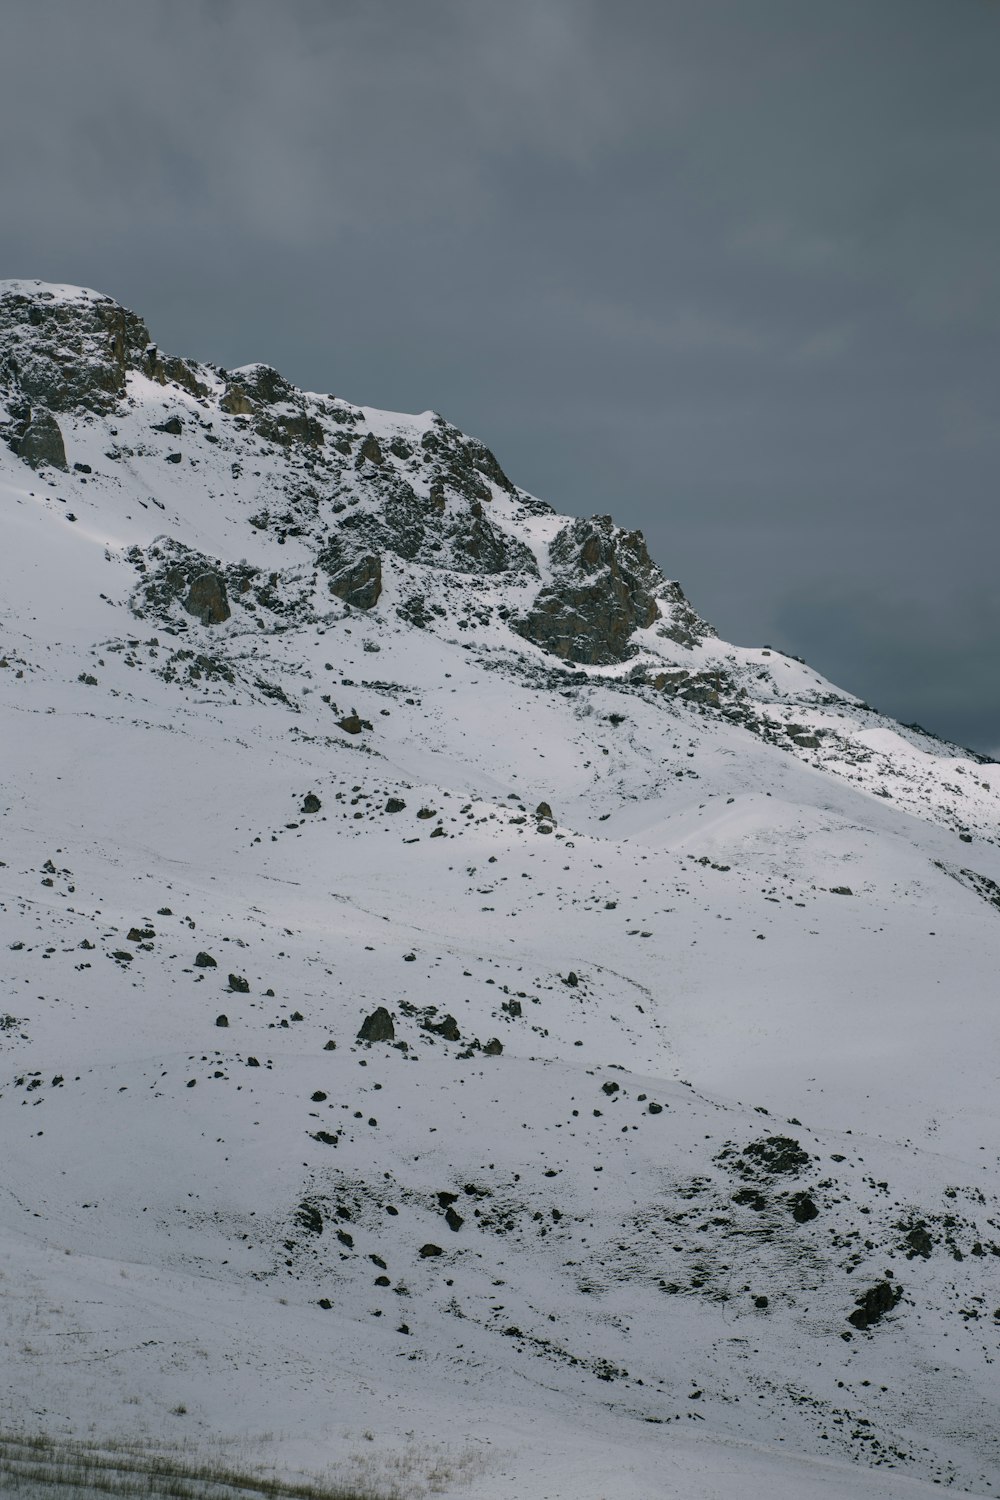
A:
<box><xmin>0</xmin><ymin>1432</ymin><xmax>384</xmax><ymax>1500</ymax></box>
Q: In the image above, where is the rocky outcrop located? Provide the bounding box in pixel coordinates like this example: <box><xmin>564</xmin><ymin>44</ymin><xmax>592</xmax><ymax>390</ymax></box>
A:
<box><xmin>322</xmin><ymin>550</ymin><xmax>383</xmax><ymax>610</ymax></box>
<box><xmin>514</xmin><ymin>516</ymin><xmax>662</xmax><ymax>665</ymax></box>
<box><xmin>221</xmin><ymin>364</ymin><xmax>325</xmax><ymax>448</ymax></box>
<box><xmin>128</xmin><ymin>539</ymin><xmax>317</xmax><ymax>635</ymax></box>
<box><xmin>16</xmin><ymin>409</ymin><xmax>67</xmax><ymax>470</ymax></box>
<box><xmin>317</xmin><ymin>454</ymin><xmax>536</xmax><ymax>614</ymax></box>
<box><xmin>3</xmin><ymin>281</ymin><xmax>722</xmax><ymax>687</ymax></box>
<box><xmin>184</xmin><ymin>572</ymin><xmax>231</xmax><ymax>625</ymax></box>
<box><xmin>0</xmin><ymin>281</ymin><xmax>206</xmax><ymax>413</ymax></box>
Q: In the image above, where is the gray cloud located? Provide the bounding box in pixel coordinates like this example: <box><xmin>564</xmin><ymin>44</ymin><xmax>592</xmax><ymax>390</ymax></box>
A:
<box><xmin>3</xmin><ymin>0</ymin><xmax>999</xmax><ymax>751</ymax></box>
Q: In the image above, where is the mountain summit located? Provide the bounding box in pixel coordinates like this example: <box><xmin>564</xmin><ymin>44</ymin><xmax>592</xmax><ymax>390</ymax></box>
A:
<box><xmin>2</xmin><ymin>281</ymin><xmax>999</xmax><ymax>1498</ymax></box>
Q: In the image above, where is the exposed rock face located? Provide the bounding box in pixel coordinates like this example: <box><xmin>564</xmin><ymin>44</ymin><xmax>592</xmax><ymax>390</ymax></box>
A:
<box><xmin>184</xmin><ymin>572</ymin><xmax>231</xmax><ymax>625</ymax></box>
<box><xmin>514</xmin><ymin>516</ymin><xmax>662</xmax><ymax>665</ymax></box>
<box><xmin>17</xmin><ymin>409</ymin><xmax>67</xmax><ymax>470</ymax></box>
<box><xmin>0</xmin><ymin>281</ymin><xmax>206</xmax><ymax>413</ymax></box>
<box><xmin>323</xmin><ymin>551</ymin><xmax>383</xmax><ymax>610</ymax></box>
<box><xmin>221</xmin><ymin>363</ymin><xmax>326</xmax><ymax>448</ymax></box>
<box><xmin>321</xmin><ymin>456</ymin><xmax>536</xmax><ymax>592</ymax></box>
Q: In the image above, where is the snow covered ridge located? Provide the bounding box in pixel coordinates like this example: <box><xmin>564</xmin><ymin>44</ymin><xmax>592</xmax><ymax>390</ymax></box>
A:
<box><xmin>0</xmin><ymin>279</ymin><xmax>994</xmax><ymax>838</ymax></box>
<box><xmin>3</xmin><ymin>281</ymin><xmax>1000</xmax><ymax>1497</ymax></box>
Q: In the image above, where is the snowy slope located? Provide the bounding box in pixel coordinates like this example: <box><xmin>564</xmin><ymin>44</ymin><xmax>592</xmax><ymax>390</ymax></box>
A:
<box><xmin>2</xmin><ymin>281</ymin><xmax>1000</xmax><ymax>1499</ymax></box>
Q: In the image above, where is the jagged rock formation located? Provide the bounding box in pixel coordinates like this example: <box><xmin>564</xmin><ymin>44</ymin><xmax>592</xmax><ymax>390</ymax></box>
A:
<box><xmin>0</xmin><ymin>280</ymin><xmax>207</xmax><ymax>413</ymax></box>
<box><xmin>515</xmin><ymin>515</ymin><xmax>661</xmax><ymax>665</ymax></box>
<box><xmin>0</xmin><ymin>280</ymin><xmax>697</xmax><ymax>669</ymax></box>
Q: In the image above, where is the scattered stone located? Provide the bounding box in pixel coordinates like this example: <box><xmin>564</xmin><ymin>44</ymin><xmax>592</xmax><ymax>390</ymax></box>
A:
<box><xmin>301</xmin><ymin>793</ymin><xmax>322</xmax><ymax>813</ymax></box>
<box><xmin>419</xmin><ymin>1243</ymin><xmax>443</xmax><ymax>1258</ymax></box>
<box><xmin>790</xmin><ymin>1192</ymin><xmax>819</xmax><ymax>1223</ymax></box>
<box><xmin>215</xmin><ymin>1014</ymin><xmax>229</xmax><ymax>1028</ymax></box>
<box><xmin>754</xmin><ymin>1295</ymin><xmax>769</xmax><ymax>1309</ymax></box>
<box><xmin>194</xmin><ymin>952</ymin><xmax>217</xmax><ymax>968</ymax></box>
<box><xmin>228</xmin><ymin>974</ymin><xmax>249</xmax><ymax>992</ymax></box>
<box><xmin>829</xmin><ymin>886</ymin><xmax>854</xmax><ymax>896</ymax></box>
<box><xmin>741</xmin><ymin>1136</ymin><xmax>811</xmax><ymax>1176</ymax></box>
<box><xmin>733</xmin><ymin>1188</ymin><xmax>768</xmax><ymax>1212</ymax></box>
<box><xmin>482</xmin><ymin>1037</ymin><xmax>503</xmax><ymax>1056</ymax></box>
<box><xmin>535</xmin><ymin>801</ymin><xmax>554</xmax><ymax>821</ymax></box>
<box><xmin>385</xmin><ymin>797</ymin><xmax>406</xmax><ymax>813</ymax></box>
<box><xmin>416</xmin><ymin>807</ymin><xmax>436</xmax><ymax>820</ymax></box>
<box><xmin>126</xmin><ymin>926</ymin><xmax>154</xmax><ymax>942</ymax></box>
<box><xmin>296</xmin><ymin>1201</ymin><xmax>323</xmax><ymax>1234</ymax></box>
<box><xmin>423</xmin><ymin>1013</ymin><xmax>460</xmax><ymax>1041</ymax></box>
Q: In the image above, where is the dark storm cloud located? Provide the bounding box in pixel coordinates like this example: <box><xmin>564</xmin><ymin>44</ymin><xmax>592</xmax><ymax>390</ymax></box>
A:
<box><xmin>3</xmin><ymin>0</ymin><xmax>999</xmax><ymax>751</ymax></box>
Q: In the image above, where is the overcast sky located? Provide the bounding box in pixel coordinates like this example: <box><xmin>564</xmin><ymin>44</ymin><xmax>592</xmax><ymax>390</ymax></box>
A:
<box><xmin>3</xmin><ymin>0</ymin><xmax>999</xmax><ymax>752</ymax></box>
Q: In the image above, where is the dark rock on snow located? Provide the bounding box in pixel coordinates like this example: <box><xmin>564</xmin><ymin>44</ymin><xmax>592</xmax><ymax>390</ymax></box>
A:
<box><xmin>358</xmin><ymin>1006</ymin><xmax>395</xmax><ymax>1043</ymax></box>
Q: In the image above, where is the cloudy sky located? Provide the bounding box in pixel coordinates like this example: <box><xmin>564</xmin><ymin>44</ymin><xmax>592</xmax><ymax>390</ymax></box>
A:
<box><xmin>4</xmin><ymin>0</ymin><xmax>999</xmax><ymax>751</ymax></box>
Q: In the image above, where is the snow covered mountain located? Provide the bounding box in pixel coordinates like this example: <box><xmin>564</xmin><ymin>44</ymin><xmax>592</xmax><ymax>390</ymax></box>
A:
<box><xmin>2</xmin><ymin>279</ymin><xmax>999</xmax><ymax>1500</ymax></box>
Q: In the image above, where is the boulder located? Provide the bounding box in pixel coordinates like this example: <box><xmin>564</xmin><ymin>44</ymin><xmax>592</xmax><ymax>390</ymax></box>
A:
<box><xmin>847</xmin><ymin>1280</ymin><xmax>901</xmax><ymax>1331</ymax></box>
<box><xmin>357</xmin><ymin>1006</ymin><xmax>395</xmax><ymax>1043</ymax></box>
<box><xmin>326</xmin><ymin>552</ymin><xmax>382</xmax><ymax>610</ymax></box>
<box><xmin>17</xmin><ymin>409</ymin><xmax>67</xmax><ymax>470</ymax></box>
<box><xmin>184</xmin><ymin>572</ymin><xmax>230</xmax><ymax>625</ymax></box>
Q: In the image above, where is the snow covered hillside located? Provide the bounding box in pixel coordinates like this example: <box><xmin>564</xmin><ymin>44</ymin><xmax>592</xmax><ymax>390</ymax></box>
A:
<box><xmin>2</xmin><ymin>279</ymin><xmax>999</xmax><ymax>1499</ymax></box>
